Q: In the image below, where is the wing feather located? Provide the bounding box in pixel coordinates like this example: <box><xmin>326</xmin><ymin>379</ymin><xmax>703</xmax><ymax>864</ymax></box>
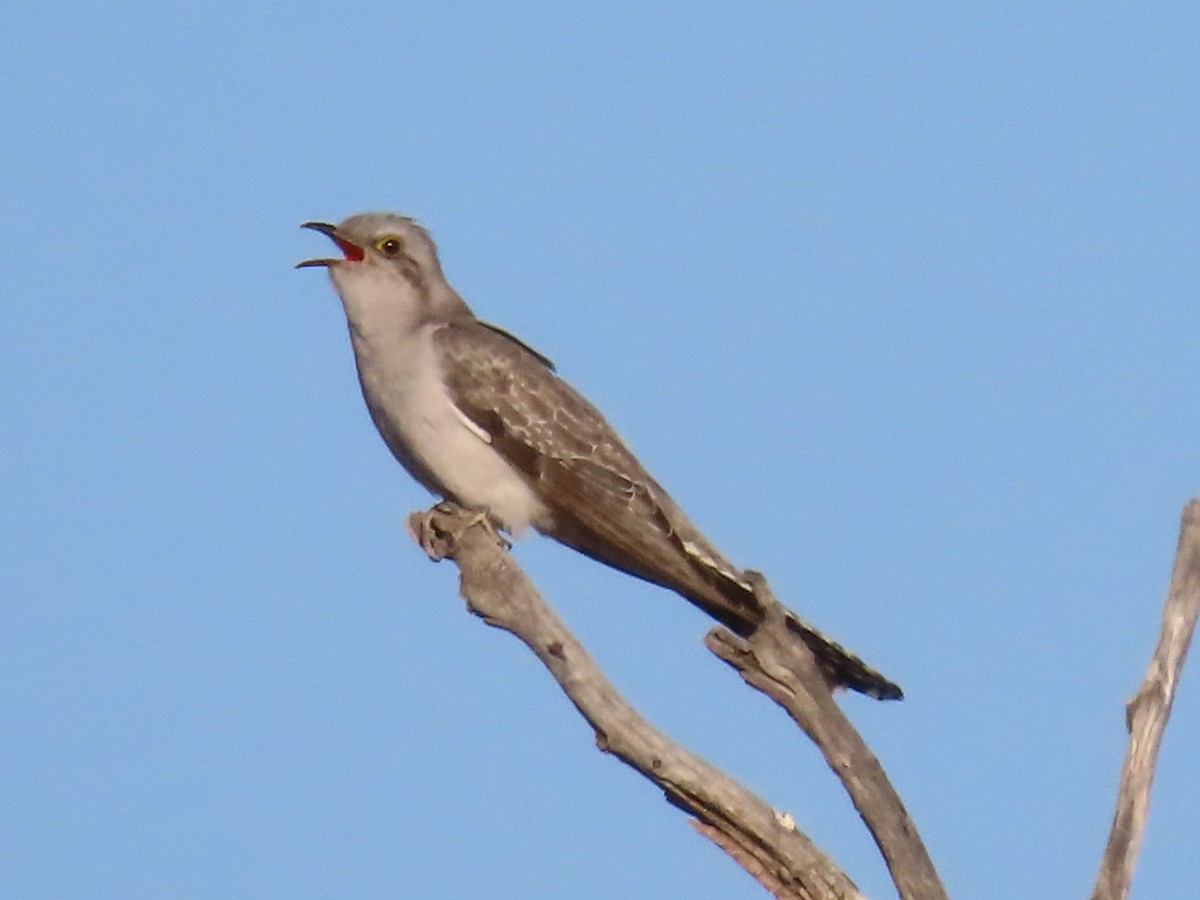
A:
<box><xmin>433</xmin><ymin>320</ymin><xmax>903</xmax><ymax>700</ymax></box>
<box><xmin>434</xmin><ymin>320</ymin><xmax>759</xmax><ymax>628</ymax></box>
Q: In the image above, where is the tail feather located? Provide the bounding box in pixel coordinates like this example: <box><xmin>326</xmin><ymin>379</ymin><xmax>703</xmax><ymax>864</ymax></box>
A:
<box><xmin>782</xmin><ymin>612</ymin><xmax>903</xmax><ymax>701</ymax></box>
<box><xmin>543</xmin><ymin>500</ymin><xmax>902</xmax><ymax>700</ymax></box>
<box><xmin>666</xmin><ymin>544</ymin><xmax>904</xmax><ymax>701</ymax></box>
<box><xmin>698</xmin><ymin>575</ymin><xmax>903</xmax><ymax>701</ymax></box>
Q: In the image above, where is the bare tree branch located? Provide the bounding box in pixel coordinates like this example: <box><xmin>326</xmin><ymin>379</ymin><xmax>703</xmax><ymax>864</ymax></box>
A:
<box><xmin>706</xmin><ymin>576</ymin><xmax>947</xmax><ymax>900</ymax></box>
<box><xmin>406</xmin><ymin>497</ymin><xmax>1198</xmax><ymax>898</ymax></box>
<box><xmin>1091</xmin><ymin>499</ymin><xmax>1200</xmax><ymax>900</ymax></box>
<box><xmin>409</xmin><ymin>503</ymin><xmax>866</xmax><ymax>900</ymax></box>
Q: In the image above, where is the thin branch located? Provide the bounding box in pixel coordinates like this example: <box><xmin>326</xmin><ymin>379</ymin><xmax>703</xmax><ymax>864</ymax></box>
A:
<box><xmin>707</xmin><ymin>576</ymin><xmax>947</xmax><ymax>900</ymax></box>
<box><xmin>409</xmin><ymin>503</ymin><xmax>865</xmax><ymax>900</ymax></box>
<box><xmin>1091</xmin><ymin>499</ymin><xmax>1200</xmax><ymax>900</ymax></box>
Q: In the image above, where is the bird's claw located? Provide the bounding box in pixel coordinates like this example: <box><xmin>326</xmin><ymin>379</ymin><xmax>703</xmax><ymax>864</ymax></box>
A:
<box><xmin>453</xmin><ymin>505</ymin><xmax>511</xmax><ymax>550</ymax></box>
<box><xmin>408</xmin><ymin>503</ymin><xmax>510</xmax><ymax>561</ymax></box>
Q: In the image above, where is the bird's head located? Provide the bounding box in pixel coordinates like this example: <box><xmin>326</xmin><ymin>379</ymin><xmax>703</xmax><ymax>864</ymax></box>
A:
<box><xmin>297</xmin><ymin>212</ymin><xmax>470</xmax><ymax>323</ymax></box>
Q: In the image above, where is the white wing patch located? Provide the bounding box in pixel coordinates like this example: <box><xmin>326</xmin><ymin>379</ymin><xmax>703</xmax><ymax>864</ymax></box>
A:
<box><xmin>453</xmin><ymin>402</ymin><xmax>492</xmax><ymax>444</ymax></box>
<box><xmin>681</xmin><ymin>539</ymin><xmax>753</xmax><ymax>591</ymax></box>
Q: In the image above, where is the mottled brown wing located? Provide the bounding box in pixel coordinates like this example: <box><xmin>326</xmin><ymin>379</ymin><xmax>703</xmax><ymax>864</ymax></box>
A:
<box><xmin>435</xmin><ymin>320</ymin><xmax>762</xmax><ymax>632</ymax></box>
<box><xmin>435</xmin><ymin>320</ymin><xmax>903</xmax><ymax>701</ymax></box>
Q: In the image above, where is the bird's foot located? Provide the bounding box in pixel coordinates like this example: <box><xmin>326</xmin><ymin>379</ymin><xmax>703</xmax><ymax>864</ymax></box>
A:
<box><xmin>408</xmin><ymin>502</ymin><xmax>510</xmax><ymax>561</ymax></box>
<box><xmin>445</xmin><ymin>502</ymin><xmax>511</xmax><ymax>550</ymax></box>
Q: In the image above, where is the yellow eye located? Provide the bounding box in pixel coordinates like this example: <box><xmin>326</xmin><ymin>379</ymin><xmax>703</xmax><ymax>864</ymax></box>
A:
<box><xmin>375</xmin><ymin>236</ymin><xmax>403</xmax><ymax>257</ymax></box>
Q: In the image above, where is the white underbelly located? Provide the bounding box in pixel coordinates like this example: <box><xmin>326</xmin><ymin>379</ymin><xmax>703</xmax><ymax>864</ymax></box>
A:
<box><xmin>352</xmin><ymin>324</ymin><xmax>548</xmax><ymax>534</ymax></box>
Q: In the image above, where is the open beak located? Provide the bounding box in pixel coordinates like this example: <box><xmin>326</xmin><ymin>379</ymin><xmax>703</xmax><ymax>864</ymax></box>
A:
<box><xmin>296</xmin><ymin>221</ymin><xmax>366</xmax><ymax>268</ymax></box>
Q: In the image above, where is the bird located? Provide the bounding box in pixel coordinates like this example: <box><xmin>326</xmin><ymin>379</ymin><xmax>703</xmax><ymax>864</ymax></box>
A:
<box><xmin>298</xmin><ymin>212</ymin><xmax>902</xmax><ymax>700</ymax></box>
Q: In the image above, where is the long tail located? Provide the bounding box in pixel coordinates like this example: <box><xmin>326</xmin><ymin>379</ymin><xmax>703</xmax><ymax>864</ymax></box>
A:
<box><xmin>538</xmin><ymin>470</ymin><xmax>902</xmax><ymax>699</ymax></box>
<box><xmin>780</xmin><ymin>609</ymin><xmax>903</xmax><ymax>700</ymax></box>
<box><xmin>548</xmin><ymin>511</ymin><xmax>903</xmax><ymax>700</ymax></box>
<box><xmin>682</xmin><ymin>573</ymin><xmax>903</xmax><ymax>701</ymax></box>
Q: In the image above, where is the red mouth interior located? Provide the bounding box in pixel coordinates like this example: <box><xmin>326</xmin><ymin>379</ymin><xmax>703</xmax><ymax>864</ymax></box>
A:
<box><xmin>335</xmin><ymin>238</ymin><xmax>365</xmax><ymax>262</ymax></box>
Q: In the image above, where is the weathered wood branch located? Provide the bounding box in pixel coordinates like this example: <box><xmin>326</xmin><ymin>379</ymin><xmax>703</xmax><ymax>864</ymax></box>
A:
<box><xmin>706</xmin><ymin>575</ymin><xmax>946</xmax><ymax>900</ymax></box>
<box><xmin>1091</xmin><ymin>499</ymin><xmax>1200</xmax><ymax>900</ymax></box>
<box><xmin>407</xmin><ymin>497</ymin><xmax>1197</xmax><ymax>899</ymax></box>
<box><xmin>409</xmin><ymin>503</ymin><xmax>866</xmax><ymax>900</ymax></box>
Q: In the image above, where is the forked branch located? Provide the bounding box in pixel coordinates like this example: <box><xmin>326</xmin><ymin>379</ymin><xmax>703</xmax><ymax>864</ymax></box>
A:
<box><xmin>407</xmin><ymin>498</ymin><xmax>1198</xmax><ymax>900</ymax></box>
<box><xmin>410</xmin><ymin>503</ymin><xmax>865</xmax><ymax>900</ymax></box>
<box><xmin>408</xmin><ymin>503</ymin><xmax>947</xmax><ymax>897</ymax></box>
<box><xmin>706</xmin><ymin>576</ymin><xmax>946</xmax><ymax>900</ymax></box>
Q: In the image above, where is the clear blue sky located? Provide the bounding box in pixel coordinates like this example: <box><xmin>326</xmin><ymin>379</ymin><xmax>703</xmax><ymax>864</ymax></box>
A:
<box><xmin>2</xmin><ymin>4</ymin><xmax>1197</xmax><ymax>898</ymax></box>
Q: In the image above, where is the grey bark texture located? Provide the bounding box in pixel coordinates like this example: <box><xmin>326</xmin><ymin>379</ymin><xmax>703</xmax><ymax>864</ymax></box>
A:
<box><xmin>408</xmin><ymin>499</ymin><xmax>1199</xmax><ymax>900</ymax></box>
<box><xmin>1091</xmin><ymin>500</ymin><xmax>1200</xmax><ymax>900</ymax></box>
<box><xmin>409</xmin><ymin>504</ymin><xmax>939</xmax><ymax>899</ymax></box>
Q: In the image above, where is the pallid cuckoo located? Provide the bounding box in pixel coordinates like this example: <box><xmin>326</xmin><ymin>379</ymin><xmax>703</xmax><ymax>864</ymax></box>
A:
<box><xmin>298</xmin><ymin>212</ymin><xmax>901</xmax><ymax>700</ymax></box>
